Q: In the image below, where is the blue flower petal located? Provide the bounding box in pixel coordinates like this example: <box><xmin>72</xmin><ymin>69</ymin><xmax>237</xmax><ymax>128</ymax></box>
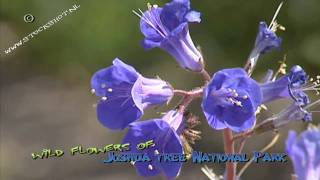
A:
<box><xmin>286</xmin><ymin>128</ymin><xmax>320</xmax><ymax>180</ymax></box>
<box><xmin>160</xmin><ymin>0</ymin><xmax>190</xmax><ymax>31</ymax></box>
<box><xmin>140</xmin><ymin>7</ymin><xmax>165</xmax><ymax>41</ymax></box>
<box><xmin>97</xmin><ymin>97</ymin><xmax>142</xmax><ymax>129</ymax></box>
<box><xmin>91</xmin><ymin>58</ymin><xmax>139</xmax><ymax>97</ymax></box>
<box><xmin>185</xmin><ymin>11</ymin><xmax>201</xmax><ymax>23</ymax></box>
<box><xmin>160</xmin><ymin>23</ymin><xmax>203</xmax><ymax>71</ymax></box>
<box><xmin>202</xmin><ymin>68</ymin><xmax>262</xmax><ymax>132</ymax></box>
<box><xmin>254</xmin><ymin>21</ymin><xmax>282</xmax><ymax>55</ymax></box>
<box><xmin>122</xmin><ymin>119</ymin><xmax>183</xmax><ymax>178</ymax></box>
<box><xmin>131</xmin><ymin>76</ymin><xmax>173</xmax><ymax>111</ymax></box>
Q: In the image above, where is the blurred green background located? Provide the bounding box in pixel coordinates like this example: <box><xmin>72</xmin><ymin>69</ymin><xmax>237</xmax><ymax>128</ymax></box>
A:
<box><xmin>1</xmin><ymin>0</ymin><xmax>319</xmax><ymax>179</ymax></box>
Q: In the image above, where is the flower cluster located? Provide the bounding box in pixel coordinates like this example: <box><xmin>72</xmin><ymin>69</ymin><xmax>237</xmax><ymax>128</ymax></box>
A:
<box><xmin>90</xmin><ymin>0</ymin><xmax>319</xmax><ymax>179</ymax></box>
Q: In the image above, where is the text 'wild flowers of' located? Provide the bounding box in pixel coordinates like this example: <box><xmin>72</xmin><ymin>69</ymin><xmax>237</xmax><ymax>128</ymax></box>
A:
<box><xmin>90</xmin><ymin>1</ymin><xmax>320</xmax><ymax>179</ymax></box>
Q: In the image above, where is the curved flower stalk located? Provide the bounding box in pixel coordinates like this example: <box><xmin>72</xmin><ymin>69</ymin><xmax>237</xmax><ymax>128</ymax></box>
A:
<box><xmin>135</xmin><ymin>0</ymin><xmax>203</xmax><ymax>72</ymax></box>
<box><xmin>261</xmin><ymin>65</ymin><xmax>319</xmax><ymax>107</ymax></box>
<box><xmin>122</xmin><ymin>110</ymin><xmax>185</xmax><ymax>178</ymax></box>
<box><xmin>91</xmin><ymin>58</ymin><xmax>173</xmax><ymax>129</ymax></box>
<box><xmin>202</xmin><ymin>68</ymin><xmax>262</xmax><ymax>132</ymax></box>
<box><xmin>286</xmin><ymin>126</ymin><xmax>320</xmax><ymax>180</ymax></box>
<box><xmin>245</xmin><ymin>2</ymin><xmax>284</xmax><ymax>75</ymax></box>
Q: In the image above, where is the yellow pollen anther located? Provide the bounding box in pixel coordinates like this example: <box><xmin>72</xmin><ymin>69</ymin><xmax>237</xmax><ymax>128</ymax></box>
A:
<box><xmin>279</xmin><ymin>25</ymin><xmax>286</xmax><ymax>31</ymax></box>
<box><xmin>261</xmin><ymin>104</ymin><xmax>268</xmax><ymax>110</ymax></box>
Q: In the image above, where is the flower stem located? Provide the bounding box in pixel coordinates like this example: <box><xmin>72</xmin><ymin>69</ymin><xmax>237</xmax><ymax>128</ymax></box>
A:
<box><xmin>200</xmin><ymin>69</ymin><xmax>211</xmax><ymax>82</ymax></box>
<box><xmin>174</xmin><ymin>89</ymin><xmax>189</xmax><ymax>96</ymax></box>
<box><xmin>174</xmin><ymin>88</ymin><xmax>203</xmax><ymax>114</ymax></box>
<box><xmin>223</xmin><ymin>128</ymin><xmax>236</xmax><ymax>180</ymax></box>
<box><xmin>174</xmin><ymin>88</ymin><xmax>203</xmax><ymax>98</ymax></box>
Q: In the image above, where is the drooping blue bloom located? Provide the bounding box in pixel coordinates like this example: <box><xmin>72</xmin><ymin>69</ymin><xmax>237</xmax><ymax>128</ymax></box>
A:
<box><xmin>122</xmin><ymin>110</ymin><xmax>184</xmax><ymax>178</ymax></box>
<box><xmin>286</xmin><ymin>127</ymin><xmax>320</xmax><ymax>180</ymax></box>
<box><xmin>271</xmin><ymin>102</ymin><xmax>312</xmax><ymax>128</ymax></box>
<box><xmin>260</xmin><ymin>65</ymin><xmax>313</xmax><ymax>106</ymax></box>
<box><xmin>201</xmin><ymin>68</ymin><xmax>262</xmax><ymax>132</ymax></box>
<box><xmin>91</xmin><ymin>58</ymin><xmax>173</xmax><ymax>130</ymax></box>
<box><xmin>137</xmin><ymin>0</ymin><xmax>203</xmax><ymax>72</ymax></box>
<box><xmin>258</xmin><ymin>98</ymin><xmax>320</xmax><ymax>131</ymax></box>
<box><xmin>246</xmin><ymin>22</ymin><xmax>282</xmax><ymax>74</ymax></box>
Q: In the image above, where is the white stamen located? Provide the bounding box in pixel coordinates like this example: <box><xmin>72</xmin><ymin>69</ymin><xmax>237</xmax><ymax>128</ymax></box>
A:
<box><xmin>154</xmin><ymin>150</ymin><xmax>159</xmax><ymax>155</ymax></box>
<box><xmin>243</xmin><ymin>95</ymin><xmax>248</xmax><ymax>99</ymax></box>
<box><xmin>227</xmin><ymin>97</ymin><xmax>243</xmax><ymax>107</ymax></box>
<box><xmin>148</xmin><ymin>164</ymin><xmax>153</xmax><ymax>170</ymax></box>
<box><xmin>255</xmin><ymin>107</ymin><xmax>262</xmax><ymax>115</ymax></box>
<box><xmin>132</xmin><ymin>8</ymin><xmax>167</xmax><ymax>38</ymax></box>
<box><xmin>234</xmin><ymin>92</ymin><xmax>239</xmax><ymax>97</ymax></box>
<box><xmin>235</xmin><ymin>101</ymin><xmax>243</xmax><ymax>107</ymax></box>
<box><xmin>91</xmin><ymin>89</ymin><xmax>95</xmax><ymax>94</ymax></box>
<box><xmin>279</xmin><ymin>68</ymin><xmax>286</xmax><ymax>74</ymax></box>
<box><xmin>316</xmin><ymin>75</ymin><xmax>320</xmax><ymax>79</ymax></box>
<box><xmin>269</xmin><ymin>2</ymin><xmax>284</xmax><ymax>29</ymax></box>
<box><xmin>107</xmin><ymin>88</ymin><xmax>113</xmax><ymax>92</ymax></box>
<box><xmin>131</xmin><ymin>161</ymin><xmax>135</xmax><ymax>165</ymax></box>
<box><xmin>102</xmin><ymin>97</ymin><xmax>107</xmax><ymax>101</ymax></box>
<box><xmin>310</xmin><ymin>78</ymin><xmax>314</xmax><ymax>82</ymax></box>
